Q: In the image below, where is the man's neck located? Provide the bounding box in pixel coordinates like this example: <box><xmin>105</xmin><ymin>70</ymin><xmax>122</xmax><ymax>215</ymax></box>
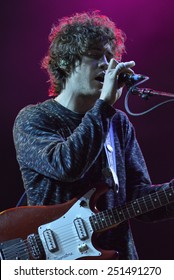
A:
<box><xmin>55</xmin><ymin>92</ymin><xmax>98</xmax><ymax>114</ymax></box>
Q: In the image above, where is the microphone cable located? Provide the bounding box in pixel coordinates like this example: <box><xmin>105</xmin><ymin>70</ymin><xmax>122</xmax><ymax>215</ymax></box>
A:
<box><xmin>124</xmin><ymin>76</ymin><xmax>174</xmax><ymax>116</ymax></box>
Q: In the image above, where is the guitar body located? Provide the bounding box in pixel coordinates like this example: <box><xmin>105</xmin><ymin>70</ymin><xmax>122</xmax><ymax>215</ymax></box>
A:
<box><xmin>2</xmin><ymin>182</ymin><xmax>173</xmax><ymax>260</ymax></box>
<box><xmin>0</xmin><ymin>185</ymin><xmax>118</xmax><ymax>260</ymax></box>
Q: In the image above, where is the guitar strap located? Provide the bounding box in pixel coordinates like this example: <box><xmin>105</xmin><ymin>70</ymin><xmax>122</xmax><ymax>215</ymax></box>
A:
<box><xmin>16</xmin><ymin>191</ymin><xmax>27</xmax><ymax>207</ymax></box>
<box><xmin>104</xmin><ymin>122</ymin><xmax>119</xmax><ymax>193</ymax></box>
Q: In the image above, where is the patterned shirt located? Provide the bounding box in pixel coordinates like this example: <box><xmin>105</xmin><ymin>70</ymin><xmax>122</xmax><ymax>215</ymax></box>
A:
<box><xmin>13</xmin><ymin>98</ymin><xmax>174</xmax><ymax>259</ymax></box>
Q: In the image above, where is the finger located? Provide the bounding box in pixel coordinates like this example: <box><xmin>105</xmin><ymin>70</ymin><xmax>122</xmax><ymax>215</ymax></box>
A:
<box><xmin>123</xmin><ymin>61</ymin><xmax>135</xmax><ymax>68</ymax></box>
<box><xmin>115</xmin><ymin>60</ymin><xmax>135</xmax><ymax>75</ymax></box>
<box><xmin>107</xmin><ymin>58</ymin><xmax>118</xmax><ymax>71</ymax></box>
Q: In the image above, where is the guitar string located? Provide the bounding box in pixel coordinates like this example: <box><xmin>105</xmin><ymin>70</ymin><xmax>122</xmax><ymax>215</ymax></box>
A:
<box><xmin>105</xmin><ymin>189</ymin><xmax>174</xmax><ymax>223</ymax></box>
<box><xmin>2</xmin><ymin>187</ymin><xmax>174</xmax><ymax>259</ymax></box>
<box><xmin>2</xmin><ymin>232</ymin><xmax>91</xmax><ymax>260</ymax></box>
<box><xmin>2</xmin><ymin>206</ymin><xmax>101</xmax><ymax>259</ymax></box>
<box><xmin>1</xmin><ymin>218</ymin><xmax>93</xmax><ymax>259</ymax></box>
<box><xmin>2</xmin><ymin>189</ymin><xmax>173</xmax><ymax>260</ymax></box>
<box><xmin>1</xmin><ymin>232</ymin><xmax>83</xmax><ymax>259</ymax></box>
<box><xmin>1</xmin><ymin>227</ymin><xmax>81</xmax><ymax>258</ymax></box>
<box><xmin>89</xmin><ymin>187</ymin><xmax>174</xmax><ymax>227</ymax></box>
<box><xmin>2</xmin><ymin>190</ymin><xmax>174</xmax><ymax>259</ymax></box>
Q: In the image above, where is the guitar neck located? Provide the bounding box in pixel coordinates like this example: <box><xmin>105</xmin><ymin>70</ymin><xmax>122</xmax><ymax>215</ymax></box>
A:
<box><xmin>90</xmin><ymin>185</ymin><xmax>174</xmax><ymax>232</ymax></box>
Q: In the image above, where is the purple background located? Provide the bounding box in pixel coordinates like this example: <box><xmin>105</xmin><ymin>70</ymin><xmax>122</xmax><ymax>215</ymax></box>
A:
<box><xmin>1</xmin><ymin>0</ymin><xmax>174</xmax><ymax>259</ymax></box>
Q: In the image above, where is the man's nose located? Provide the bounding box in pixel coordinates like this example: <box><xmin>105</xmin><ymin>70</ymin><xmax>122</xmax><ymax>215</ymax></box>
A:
<box><xmin>98</xmin><ymin>55</ymin><xmax>109</xmax><ymax>70</ymax></box>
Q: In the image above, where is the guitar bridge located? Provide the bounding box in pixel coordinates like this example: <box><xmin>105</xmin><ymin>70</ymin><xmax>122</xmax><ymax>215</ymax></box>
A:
<box><xmin>74</xmin><ymin>218</ymin><xmax>88</xmax><ymax>240</ymax></box>
<box><xmin>0</xmin><ymin>238</ymin><xmax>29</xmax><ymax>260</ymax></box>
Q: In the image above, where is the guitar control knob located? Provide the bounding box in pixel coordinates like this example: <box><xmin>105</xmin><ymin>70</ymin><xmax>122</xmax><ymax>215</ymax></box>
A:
<box><xmin>78</xmin><ymin>243</ymin><xmax>88</xmax><ymax>253</ymax></box>
<box><xmin>80</xmin><ymin>200</ymin><xmax>87</xmax><ymax>207</ymax></box>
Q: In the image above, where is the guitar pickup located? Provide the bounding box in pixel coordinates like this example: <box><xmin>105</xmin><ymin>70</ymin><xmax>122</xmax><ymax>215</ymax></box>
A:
<box><xmin>27</xmin><ymin>234</ymin><xmax>45</xmax><ymax>259</ymax></box>
<box><xmin>43</xmin><ymin>229</ymin><xmax>58</xmax><ymax>253</ymax></box>
<box><xmin>74</xmin><ymin>218</ymin><xmax>88</xmax><ymax>240</ymax></box>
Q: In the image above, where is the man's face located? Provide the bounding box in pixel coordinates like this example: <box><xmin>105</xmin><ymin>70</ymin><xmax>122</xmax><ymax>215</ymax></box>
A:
<box><xmin>67</xmin><ymin>43</ymin><xmax>114</xmax><ymax>97</ymax></box>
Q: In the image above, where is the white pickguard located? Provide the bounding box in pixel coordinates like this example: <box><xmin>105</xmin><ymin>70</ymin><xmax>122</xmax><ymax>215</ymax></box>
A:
<box><xmin>38</xmin><ymin>188</ymin><xmax>101</xmax><ymax>260</ymax></box>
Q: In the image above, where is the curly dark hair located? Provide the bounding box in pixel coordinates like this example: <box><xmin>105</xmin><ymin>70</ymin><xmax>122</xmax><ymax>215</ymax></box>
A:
<box><xmin>41</xmin><ymin>11</ymin><xmax>126</xmax><ymax>97</ymax></box>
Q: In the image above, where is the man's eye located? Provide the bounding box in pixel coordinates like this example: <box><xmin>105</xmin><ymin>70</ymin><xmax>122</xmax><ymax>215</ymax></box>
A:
<box><xmin>88</xmin><ymin>52</ymin><xmax>101</xmax><ymax>59</ymax></box>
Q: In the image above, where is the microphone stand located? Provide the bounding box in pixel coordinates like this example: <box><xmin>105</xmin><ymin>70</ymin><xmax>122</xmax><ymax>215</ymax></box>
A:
<box><xmin>131</xmin><ymin>87</ymin><xmax>174</xmax><ymax>99</ymax></box>
<box><xmin>124</xmin><ymin>83</ymin><xmax>174</xmax><ymax>116</ymax></box>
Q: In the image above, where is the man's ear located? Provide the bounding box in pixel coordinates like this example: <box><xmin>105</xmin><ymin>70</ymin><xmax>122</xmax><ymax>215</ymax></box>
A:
<box><xmin>74</xmin><ymin>59</ymin><xmax>81</xmax><ymax>67</ymax></box>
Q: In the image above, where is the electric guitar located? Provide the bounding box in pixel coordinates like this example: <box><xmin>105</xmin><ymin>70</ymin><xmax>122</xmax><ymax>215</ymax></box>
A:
<box><xmin>0</xmin><ymin>183</ymin><xmax>174</xmax><ymax>260</ymax></box>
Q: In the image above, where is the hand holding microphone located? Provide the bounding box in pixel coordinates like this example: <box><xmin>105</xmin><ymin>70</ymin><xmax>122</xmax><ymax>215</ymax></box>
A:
<box><xmin>100</xmin><ymin>59</ymin><xmax>136</xmax><ymax>105</ymax></box>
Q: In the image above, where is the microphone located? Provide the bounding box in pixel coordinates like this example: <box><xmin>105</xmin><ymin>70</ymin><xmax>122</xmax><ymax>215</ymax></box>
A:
<box><xmin>118</xmin><ymin>73</ymin><xmax>149</xmax><ymax>87</ymax></box>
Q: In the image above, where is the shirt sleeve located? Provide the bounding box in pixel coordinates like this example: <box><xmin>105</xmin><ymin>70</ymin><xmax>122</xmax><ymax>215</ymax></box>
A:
<box><xmin>13</xmin><ymin>99</ymin><xmax>116</xmax><ymax>182</ymax></box>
